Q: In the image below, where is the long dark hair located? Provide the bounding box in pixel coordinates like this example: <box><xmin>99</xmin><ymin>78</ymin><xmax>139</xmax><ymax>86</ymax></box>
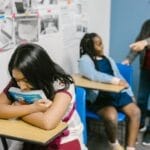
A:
<box><xmin>8</xmin><ymin>43</ymin><xmax>73</xmax><ymax>99</ymax></box>
<box><xmin>136</xmin><ymin>19</ymin><xmax>150</xmax><ymax>41</ymax></box>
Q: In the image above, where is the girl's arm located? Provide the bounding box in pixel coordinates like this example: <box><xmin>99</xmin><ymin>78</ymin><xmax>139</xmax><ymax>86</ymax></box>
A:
<box><xmin>130</xmin><ymin>38</ymin><xmax>150</xmax><ymax>52</ymax></box>
<box><xmin>122</xmin><ymin>50</ymin><xmax>139</xmax><ymax>65</ymax></box>
<box><xmin>79</xmin><ymin>55</ymin><xmax>121</xmax><ymax>84</ymax></box>
<box><xmin>0</xmin><ymin>92</ymin><xmax>50</xmax><ymax>119</ymax></box>
<box><xmin>123</xmin><ymin>38</ymin><xmax>150</xmax><ymax>65</ymax></box>
<box><xmin>22</xmin><ymin>91</ymin><xmax>72</xmax><ymax>130</ymax></box>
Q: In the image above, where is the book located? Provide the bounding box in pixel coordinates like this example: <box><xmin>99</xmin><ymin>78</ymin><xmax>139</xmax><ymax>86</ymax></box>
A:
<box><xmin>8</xmin><ymin>87</ymin><xmax>47</xmax><ymax>104</ymax></box>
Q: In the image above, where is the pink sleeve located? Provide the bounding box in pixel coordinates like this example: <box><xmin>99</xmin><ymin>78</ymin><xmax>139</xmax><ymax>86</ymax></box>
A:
<box><xmin>55</xmin><ymin>90</ymin><xmax>72</xmax><ymax>99</ymax></box>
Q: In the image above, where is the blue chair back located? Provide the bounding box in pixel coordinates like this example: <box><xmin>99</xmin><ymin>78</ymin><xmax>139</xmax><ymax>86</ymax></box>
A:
<box><xmin>75</xmin><ymin>86</ymin><xmax>87</xmax><ymax>144</ymax></box>
<box><xmin>116</xmin><ymin>63</ymin><xmax>133</xmax><ymax>87</ymax></box>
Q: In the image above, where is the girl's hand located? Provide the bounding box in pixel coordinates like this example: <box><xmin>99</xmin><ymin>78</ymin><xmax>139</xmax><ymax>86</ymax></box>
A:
<box><xmin>122</xmin><ymin>59</ymin><xmax>130</xmax><ymax>65</ymax></box>
<box><xmin>129</xmin><ymin>40</ymin><xmax>148</xmax><ymax>52</ymax></box>
<box><xmin>118</xmin><ymin>80</ymin><xmax>129</xmax><ymax>88</ymax></box>
<box><xmin>32</xmin><ymin>99</ymin><xmax>52</xmax><ymax>112</ymax></box>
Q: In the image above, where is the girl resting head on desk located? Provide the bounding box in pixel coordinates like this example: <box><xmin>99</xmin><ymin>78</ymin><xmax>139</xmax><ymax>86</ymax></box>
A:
<box><xmin>0</xmin><ymin>43</ymin><xmax>87</xmax><ymax>150</ymax></box>
<box><xmin>79</xmin><ymin>33</ymin><xmax>141</xmax><ymax>150</ymax></box>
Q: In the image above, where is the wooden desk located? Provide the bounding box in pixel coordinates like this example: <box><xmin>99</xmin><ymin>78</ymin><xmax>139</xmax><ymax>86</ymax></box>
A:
<box><xmin>0</xmin><ymin>119</ymin><xmax>67</xmax><ymax>149</ymax></box>
<box><xmin>72</xmin><ymin>74</ymin><xmax>126</xmax><ymax>93</ymax></box>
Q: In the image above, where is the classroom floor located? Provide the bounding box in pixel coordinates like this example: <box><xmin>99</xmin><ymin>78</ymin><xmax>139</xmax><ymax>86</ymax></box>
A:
<box><xmin>87</xmin><ymin>119</ymin><xmax>150</xmax><ymax>150</ymax></box>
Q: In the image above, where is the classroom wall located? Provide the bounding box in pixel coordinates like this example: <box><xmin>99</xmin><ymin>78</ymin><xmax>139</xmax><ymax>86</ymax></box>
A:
<box><xmin>0</xmin><ymin>0</ymin><xmax>111</xmax><ymax>92</ymax></box>
<box><xmin>87</xmin><ymin>0</ymin><xmax>111</xmax><ymax>54</ymax></box>
<box><xmin>110</xmin><ymin>0</ymin><xmax>150</xmax><ymax>96</ymax></box>
<box><xmin>0</xmin><ymin>50</ymin><xmax>14</xmax><ymax>92</ymax></box>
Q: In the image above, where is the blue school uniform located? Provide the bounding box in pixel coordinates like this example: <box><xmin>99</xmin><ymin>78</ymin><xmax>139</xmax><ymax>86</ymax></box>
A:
<box><xmin>79</xmin><ymin>55</ymin><xmax>133</xmax><ymax>112</ymax></box>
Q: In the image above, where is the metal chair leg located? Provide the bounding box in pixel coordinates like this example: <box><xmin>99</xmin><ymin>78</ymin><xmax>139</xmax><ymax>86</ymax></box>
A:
<box><xmin>1</xmin><ymin>137</ymin><xmax>8</xmax><ymax>150</ymax></box>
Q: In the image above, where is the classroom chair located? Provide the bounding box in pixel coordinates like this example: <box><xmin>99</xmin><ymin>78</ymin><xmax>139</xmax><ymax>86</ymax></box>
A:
<box><xmin>75</xmin><ymin>86</ymin><xmax>87</xmax><ymax>145</ymax></box>
<box><xmin>86</xmin><ymin>63</ymin><xmax>133</xmax><ymax>144</ymax></box>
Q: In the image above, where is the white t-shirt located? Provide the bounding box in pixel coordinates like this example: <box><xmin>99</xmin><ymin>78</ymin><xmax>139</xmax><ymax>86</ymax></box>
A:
<box><xmin>53</xmin><ymin>80</ymin><xmax>87</xmax><ymax>149</ymax></box>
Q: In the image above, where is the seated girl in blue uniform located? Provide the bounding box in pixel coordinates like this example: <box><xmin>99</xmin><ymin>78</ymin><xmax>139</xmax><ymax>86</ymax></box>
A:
<box><xmin>78</xmin><ymin>33</ymin><xmax>140</xmax><ymax>150</ymax></box>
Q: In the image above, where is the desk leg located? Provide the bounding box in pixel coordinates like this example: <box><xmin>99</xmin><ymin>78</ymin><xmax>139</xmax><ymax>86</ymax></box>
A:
<box><xmin>1</xmin><ymin>137</ymin><xmax>8</xmax><ymax>150</ymax></box>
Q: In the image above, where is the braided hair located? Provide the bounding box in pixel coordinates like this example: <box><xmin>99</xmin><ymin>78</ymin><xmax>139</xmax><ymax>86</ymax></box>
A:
<box><xmin>80</xmin><ymin>32</ymin><xmax>99</xmax><ymax>62</ymax></box>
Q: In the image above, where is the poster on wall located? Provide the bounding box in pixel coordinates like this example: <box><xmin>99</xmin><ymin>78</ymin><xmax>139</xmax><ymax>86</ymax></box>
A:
<box><xmin>60</xmin><ymin>5</ymin><xmax>76</xmax><ymax>47</ymax></box>
<box><xmin>73</xmin><ymin>0</ymin><xmax>88</xmax><ymax>38</ymax></box>
<box><xmin>0</xmin><ymin>0</ymin><xmax>88</xmax><ymax>51</ymax></box>
<box><xmin>59</xmin><ymin>0</ymin><xmax>88</xmax><ymax>47</ymax></box>
<box><xmin>27</xmin><ymin>0</ymin><xmax>45</xmax><ymax>10</ymax></box>
<box><xmin>47</xmin><ymin>0</ymin><xmax>58</xmax><ymax>5</ymax></box>
<box><xmin>0</xmin><ymin>0</ymin><xmax>12</xmax><ymax>15</ymax></box>
<box><xmin>40</xmin><ymin>14</ymin><xmax>59</xmax><ymax>35</ymax></box>
<box><xmin>26</xmin><ymin>0</ymin><xmax>58</xmax><ymax>10</ymax></box>
<box><xmin>15</xmin><ymin>15</ymin><xmax>39</xmax><ymax>44</ymax></box>
<box><xmin>75</xmin><ymin>15</ymin><xmax>88</xmax><ymax>38</ymax></box>
<box><xmin>0</xmin><ymin>17</ymin><xmax>14</xmax><ymax>51</ymax></box>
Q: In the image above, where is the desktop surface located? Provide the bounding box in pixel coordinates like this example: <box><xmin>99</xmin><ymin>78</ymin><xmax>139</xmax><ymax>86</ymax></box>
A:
<box><xmin>0</xmin><ymin>119</ymin><xmax>67</xmax><ymax>145</ymax></box>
